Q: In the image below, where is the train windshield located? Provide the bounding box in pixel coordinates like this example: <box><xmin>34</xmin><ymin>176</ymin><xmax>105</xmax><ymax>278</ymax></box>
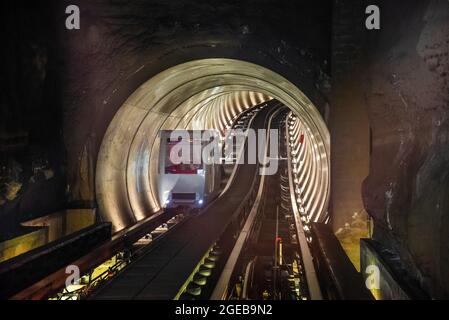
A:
<box><xmin>164</xmin><ymin>133</ymin><xmax>205</xmax><ymax>174</ymax></box>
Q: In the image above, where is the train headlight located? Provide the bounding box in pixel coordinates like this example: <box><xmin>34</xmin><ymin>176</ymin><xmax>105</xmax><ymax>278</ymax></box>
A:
<box><xmin>198</xmin><ymin>199</ymin><xmax>204</xmax><ymax>205</ymax></box>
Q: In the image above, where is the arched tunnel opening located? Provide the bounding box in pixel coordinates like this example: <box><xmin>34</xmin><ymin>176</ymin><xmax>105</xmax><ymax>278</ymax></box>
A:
<box><xmin>96</xmin><ymin>59</ymin><xmax>330</xmax><ymax>233</ymax></box>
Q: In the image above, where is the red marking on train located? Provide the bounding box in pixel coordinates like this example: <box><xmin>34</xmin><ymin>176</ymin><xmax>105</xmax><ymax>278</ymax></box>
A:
<box><xmin>165</xmin><ymin>165</ymin><xmax>198</xmax><ymax>174</ymax></box>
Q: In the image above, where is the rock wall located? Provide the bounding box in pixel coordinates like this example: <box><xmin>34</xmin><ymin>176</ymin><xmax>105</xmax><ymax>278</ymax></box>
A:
<box><xmin>330</xmin><ymin>0</ymin><xmax>449</xmax><ymax>298</ymax></box>
<box><xmin>0</xmin><ymin>1</ymin><xmax>66</xmax><ymax>239</ymax></box>
<box><xmin>360</xmin><ymin>0</ymin><xmax>449</xmax><ymax>298</ymax></box>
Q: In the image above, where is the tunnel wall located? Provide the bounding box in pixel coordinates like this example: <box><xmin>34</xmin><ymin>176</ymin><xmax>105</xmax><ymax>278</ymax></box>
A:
<box><xmin>96</xmin><ymin>84</ymin><xmax>273</xmax><ymax>231</ymax></box>
<box><xmin>332</xmin><ymin>0</ymin><xmax>449</xmax><ymax>298</ymax></box>
<box><xmin>364</xmin><ymin>0</ymin><xmax>449</xmax><ymax>298</ymax></box>
<box><xmin>96</xmin><ymin>59</ymin><xmax>330</xmax><ymax>232</ymax></box>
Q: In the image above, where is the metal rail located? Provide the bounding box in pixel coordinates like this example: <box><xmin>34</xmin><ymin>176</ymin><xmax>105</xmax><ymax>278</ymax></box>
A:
<box><xmin>174</xmin><ymin>105</ymin><xmax>280</xmax><ymax>300</ymax></box>
<box><xmin>210</xmin><ymin>107</ymin><xmax>284</xmax><ymax>299</ymax></box>
<box><xmin>285</xmin><ymin>112</ymin><xmax>323</xmax><ymax>300</ymax></box>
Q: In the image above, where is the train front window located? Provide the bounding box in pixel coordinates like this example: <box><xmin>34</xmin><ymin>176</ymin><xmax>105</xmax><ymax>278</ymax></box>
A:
<box><xmin>164</xmin><ymin>131</ymin><xmax>204</xmax><ymax>174</ymax></box>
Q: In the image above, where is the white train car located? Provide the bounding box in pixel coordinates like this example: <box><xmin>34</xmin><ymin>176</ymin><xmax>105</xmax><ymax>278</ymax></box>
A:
<box><xmin>158</xmin><ymin>130</ymin><xmax>222</xmax><ymax>209</ymax></box>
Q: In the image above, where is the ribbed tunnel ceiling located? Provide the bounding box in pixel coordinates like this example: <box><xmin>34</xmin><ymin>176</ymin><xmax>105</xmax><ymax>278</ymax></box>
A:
<box><xmin>185</xmin><ymin>91</ymin><xmax>272</xmax><ymax>134</ymax></box>
<box><xmin>96</xmin><ymin>59</ymin><xmax>330</xmax><ymax>232</ymax></box>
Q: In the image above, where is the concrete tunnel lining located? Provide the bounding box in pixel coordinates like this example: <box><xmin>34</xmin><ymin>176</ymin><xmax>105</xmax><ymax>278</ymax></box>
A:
<box><xmin>96</xmin><ymin>58</ymin><xmax>330</xmax><ymax>232</ymax></box>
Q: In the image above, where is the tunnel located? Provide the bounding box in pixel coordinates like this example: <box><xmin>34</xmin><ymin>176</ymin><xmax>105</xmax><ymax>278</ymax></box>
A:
<box><xmin>1</xmin><ymin>0</ymin><xmax>449</xmax><ymax>303</ymax></box>
<box><xmin>96</xmin><ymin>59</ymin><xmax>330</xmax><ymax>232</ymax></box>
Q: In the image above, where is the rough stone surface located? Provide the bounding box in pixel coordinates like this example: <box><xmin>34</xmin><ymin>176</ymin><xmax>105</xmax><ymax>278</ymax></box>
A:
<box><xmin>361</xmin><ymin>0</ymin><xmax>449</xmax><ymax>298</ymax></box>
<box><xmin>0</xmin><ymin>2</ymin><xmax>66</xmax><ymax>239</ymax></box>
